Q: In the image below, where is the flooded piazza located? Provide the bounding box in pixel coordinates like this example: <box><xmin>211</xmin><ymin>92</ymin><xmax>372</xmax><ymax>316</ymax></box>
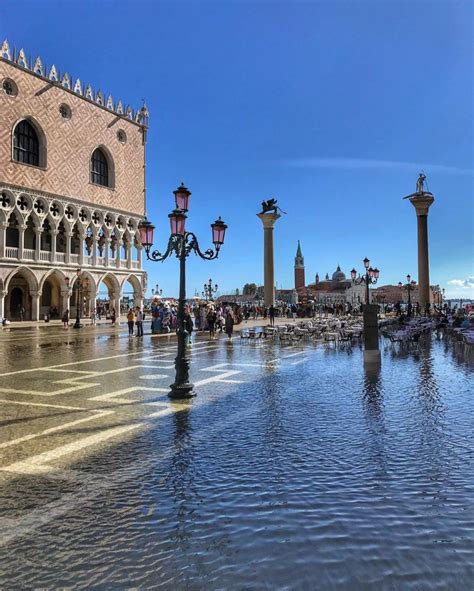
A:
<box><xmin>0</xmin><ymin>325</ymin><xmax>473</xmax><ymax>590</ymax></box>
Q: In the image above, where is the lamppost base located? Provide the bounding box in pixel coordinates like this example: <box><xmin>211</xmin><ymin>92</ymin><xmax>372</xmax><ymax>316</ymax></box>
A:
<box><xmin>73</xmin><ymin>323</ymin><xmax>83</xmax><ymax>329</ymax></box>
<box><xmin>169</xmin><ymin>382</ymin><xmax>195</xmax><ymax>399</ymax></box>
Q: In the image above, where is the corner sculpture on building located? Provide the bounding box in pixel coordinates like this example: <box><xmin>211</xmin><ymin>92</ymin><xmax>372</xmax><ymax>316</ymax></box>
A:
<box><xmin>0</xmin><ymin>39</ymin><xmax>149</xmax><ymax>320</ymax></box>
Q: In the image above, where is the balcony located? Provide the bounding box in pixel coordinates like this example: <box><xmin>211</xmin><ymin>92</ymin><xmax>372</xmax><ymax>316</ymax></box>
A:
<box><xmin>5</xmin><ymin>246</ymin><xmax>18</xmax><ymax>258</ymax></box>
<box><xmin>1</xmin><ymin>247</ymin><xmax>141</xmax><ymax>272</ymax></box>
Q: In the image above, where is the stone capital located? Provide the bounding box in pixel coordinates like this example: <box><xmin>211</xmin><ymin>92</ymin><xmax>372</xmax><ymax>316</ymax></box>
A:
<box><xmin>408</xmin><ymin>192</ymin><xmax>434</xmax><ymax>216</ymax></box>
<box><xmin>257</xmin><ymin>212</ymin><xmax>281</xmax><ymax>229</ymax></box>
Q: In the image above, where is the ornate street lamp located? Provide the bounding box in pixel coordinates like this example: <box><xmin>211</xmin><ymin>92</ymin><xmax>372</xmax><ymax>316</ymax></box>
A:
<box><xmin>202</xmin><ymin>278</ymin><xmax>218</xmax><ymax>301</ymax></box>
<box><xmin>151</xmin><ymin>283</ymin><xmax>163</xmax><ymax>297</ymax></box>
<box><xmin>350</xmin><ymin>257</ymin><xmax>380</xmax><ymax>304</ymax></box>
<box><xmin>68</xmin><ymin>269</ymin><xmax>89</xmax><ymax>328</ymax></box>
<box><xmin>139</xmin><ymin>183</ymin><xmax>227</xmax><ymax>399</ymax></box>
<box><xmin>398</xmin><ymin>274</ymin><xmax>417</xmax><ymax>316</ymax></box>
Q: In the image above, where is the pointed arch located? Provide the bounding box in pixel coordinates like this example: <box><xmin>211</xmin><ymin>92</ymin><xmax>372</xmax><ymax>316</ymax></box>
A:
<box><xmin>90</xmin><ymin>146</ymin><xmax>114</xmax><ymax>188</ymax></box>
<box><xmin>5</xmin><ymin>266</ymin><xmax>39</xmax><ymax>291</ymax></box>
<box><xmin>12</xmin><ymin>117</ymin><xmax>47</xmax><ymax>168</ymax></box>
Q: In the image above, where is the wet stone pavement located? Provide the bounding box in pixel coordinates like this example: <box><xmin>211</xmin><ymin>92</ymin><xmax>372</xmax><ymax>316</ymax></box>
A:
<box><xmin>0</xmin><ymin>325</ymin><xmax>473</xmax><ymax>590</ymax></box>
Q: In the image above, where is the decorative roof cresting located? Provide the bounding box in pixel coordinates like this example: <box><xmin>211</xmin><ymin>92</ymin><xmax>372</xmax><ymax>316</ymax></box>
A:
<box><xmin>0</xmin><ymin>38</ymin><xmax>148</xmax><ymax>126</ymax></box>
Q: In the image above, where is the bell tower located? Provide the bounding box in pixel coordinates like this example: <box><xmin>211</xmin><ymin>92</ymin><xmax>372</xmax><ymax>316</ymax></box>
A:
<box><xmin>294</xmin><ymin>241</ymin><xmax>305</xmax><ymax>290</ymax></box>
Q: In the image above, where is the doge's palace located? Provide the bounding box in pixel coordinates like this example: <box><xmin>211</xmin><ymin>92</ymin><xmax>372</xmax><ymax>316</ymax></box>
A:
<box><xmin>0</xmin><ymin>39</ymin><xmax>148</xmax><ymax>321</ymax></box>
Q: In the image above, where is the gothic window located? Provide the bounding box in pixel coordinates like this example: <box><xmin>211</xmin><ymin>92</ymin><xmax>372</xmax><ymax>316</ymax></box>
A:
<box><xmin>13</xmin><ymin>120</ymin><xmax>40</xmax><ymax>166</ymax></box>
<box><xmin>91</xmin><ymin>148</ymin><xmax>109</xmax><ymax>187</ymax></box>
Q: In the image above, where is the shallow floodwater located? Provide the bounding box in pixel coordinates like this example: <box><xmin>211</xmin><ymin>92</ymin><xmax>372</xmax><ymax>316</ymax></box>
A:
<box><xmin>0</xmin><ymin>330</ymin><xmax>473</xmax><ymax>590</ymax></box>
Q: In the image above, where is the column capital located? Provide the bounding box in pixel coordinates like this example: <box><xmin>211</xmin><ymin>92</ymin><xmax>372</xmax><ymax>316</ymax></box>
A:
<box><xmin>257</xmin><ymin>212</ymin><xmax>281</xmax><ymax>228</ymax></box>
<box><xmin>408</xmin><ymin>192</ymin><xmax>434</xmax><ymax>216</ymax></box>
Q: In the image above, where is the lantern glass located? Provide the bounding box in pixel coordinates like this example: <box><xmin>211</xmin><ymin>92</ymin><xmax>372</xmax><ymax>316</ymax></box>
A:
<box><xmin>368</xmin><ymin>267</ymin><xmax>374</xmax><ymax>278</ymax></box>
<box><xmin>138</xmin><ymin>220</ymin><xmax>155</xmax><ymax>249</ymax></box>
<box><xmin>363</xmin><ymin>257</ymin><xmax>370</xmax><ymax>269</ymax></box>
<box><xmin>169</xmin><ymin>209</ymin><xmax>186</xmax><ymax>236</ymax></box>
<box><xmin>211</xmin><ymin>217</ymin><xmax>227</xmax><ymax>246</ymax></box>
<box><xmin>398</xmin><ymin>282</ymin><xmax>403</xmax><ymax>288</ymax></box>
<box><xmin>173</xmin><ymin>183</ymin><xmax>191</xmax><ymax>211</ymax></box>
<box><xmin>350</xmin><ymin>268</ymin><xmax>357</xmax><ymax>280</ymax></box>
<box><xmin>373</xmin><ymin>268</ymin><xmax>380</xmax><ymax>279</ymax></box>
<box><xmin>406</xmin><ymin>274</ymin><xmax>411</xmax><ymax>283</ymax></box>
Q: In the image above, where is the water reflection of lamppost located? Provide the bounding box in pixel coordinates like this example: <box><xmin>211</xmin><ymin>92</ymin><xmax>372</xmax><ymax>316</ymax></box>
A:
<box><xmin>351</xmin><ymin>257</ymin><xmax>380</xmax><ymax>304</ymax></box>
<box><xmin>67</xmin><ymin>268</ymin><xmax>89</xmax><ymax>329</ymax></box>
<box><xmin>398</xmin><ymin>275</ymin><xmax>416</xmax><ymax>316</ymax></box>
<box><xmin>138</xmin><ymin>183</ymin><xmax>227</xmax><ymax>398</ymax></box>
<box><xmin>202</xmin><ymin>278</ymin><xmax>218</xmax><ymax>301</ymax></box>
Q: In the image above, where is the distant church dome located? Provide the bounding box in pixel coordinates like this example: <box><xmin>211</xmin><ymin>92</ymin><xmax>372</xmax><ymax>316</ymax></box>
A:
<box><xmin>331</xmin><ymin>265</ymin><xmax>346</xmax><ymax>281</ymax></box>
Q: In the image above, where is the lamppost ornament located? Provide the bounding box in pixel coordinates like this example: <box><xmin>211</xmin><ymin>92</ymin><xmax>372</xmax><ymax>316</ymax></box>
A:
<box><xmin>151</xmin><ymin>283</ymin><xmax>163</xmax><ymax>297</ymax></box>
<box><xmin>139</xmin><ymin>184</ymin><xmax>227</xmax><ymax>398</ymax></box>
<box><xmin>202</xmin><ymin>278</ymin><xmax>218</xmax><ymax>301</ymax></box>
<box><xmin>350</xmin><ymin>257</ymin><xmax>380</xmax><ymax>304</ymax></box>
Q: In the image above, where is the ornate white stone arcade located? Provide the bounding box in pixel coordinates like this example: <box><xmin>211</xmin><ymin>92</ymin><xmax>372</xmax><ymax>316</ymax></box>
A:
<box><xmin>0</xmin><ymin>185</ymin><xmax>147</xmax><ymax>320</ymax></box>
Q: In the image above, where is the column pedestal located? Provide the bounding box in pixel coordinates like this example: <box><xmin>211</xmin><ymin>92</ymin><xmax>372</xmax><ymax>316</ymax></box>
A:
<box><xmin>257</xmin><ymin>212</ymin><xmax>281</xmax><ymax>307</ymax></box>
<box><xmin>363</xmin><ymin>304</ymin><xmax>381</xmax><ymax>366</ymax></box>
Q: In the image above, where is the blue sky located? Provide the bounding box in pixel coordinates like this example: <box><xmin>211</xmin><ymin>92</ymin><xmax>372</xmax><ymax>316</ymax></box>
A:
<box><xmin>2</xmin><ymin>0</ymin><xmax>472</xmax><ymax>298</ymax></box>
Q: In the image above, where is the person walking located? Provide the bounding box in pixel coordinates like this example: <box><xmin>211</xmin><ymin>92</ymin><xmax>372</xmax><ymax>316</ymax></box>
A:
<box><xmin>127</xmin><ymin>308</ymin><xmax>135</xmax><ymax>336</ymax></box>
<box><xmin>111</xmin><ymin>308</ymin><xmax>116</xmax><ymax>325</ymax></box>
<box><xmin>90</xmin><ymin>307</ymin><xmax>97</xmax><ymax>326</ymax></box>
<box><xmin>135</xmin><ymin>307</ymin><xmax>144</xmax><ymax>337</ymax></box>
<box><xmin>184</xmin><ymin>307</ymin><xmax>194</xmax><ymax>345</ymax></box>
<box><xmin>62</xmin><ymin>308</ymin><xmax>69</xmax><ymax>328</ymax></box>
<box><xmin>225</xmin><ymin>309</ymin><xmax>234</xmax><ymax>340</ymax></box>
<box><xmin>269</xmin><ymin>304</ymin><xmax>276</xmax><ymax>327</ymax></box>
<box><xmin>207</xmin><ymin>306</ymin><xmax>217</xmax><ymax>339</ymax></box>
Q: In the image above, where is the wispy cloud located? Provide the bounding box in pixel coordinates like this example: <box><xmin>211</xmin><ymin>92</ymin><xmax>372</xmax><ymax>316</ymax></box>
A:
<box><xmin>283</xmin><ymin>157</ymin><xmax>474</xmax><ymax>176</ymax></box>
<box><xmin>447</xmin><ymin>277</ymin><xmax>474</xmax><ymax>288</ymax></box>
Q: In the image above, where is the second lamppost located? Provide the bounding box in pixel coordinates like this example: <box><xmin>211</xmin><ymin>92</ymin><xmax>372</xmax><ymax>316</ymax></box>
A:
<box><xmin>202</xmin><ymin>278</ymin><xmax>218</xmax><ymax>301</ymax></box>
<box><xmin>398</xmin><ymin>275</ymin><xmax>417</xmax><ymax>316</ymax></box>
<box><xmin>67</xmin><ymin>269</ymin><xmax>89</xmax><ymax>329</ymax></box>
<box><xmin>351</xmin><ymin>257</ymin><xmax>380</xmax><ymax>304</ymax></box>
<box><xmin>151</xmin><ymin>284</ymin><xmax>163</xmax><ymax>297</ymax></box>
<box><xmin>139</xmin><ymin>183</ymin><xmax>227</xmax><ymax>399</ymax></box>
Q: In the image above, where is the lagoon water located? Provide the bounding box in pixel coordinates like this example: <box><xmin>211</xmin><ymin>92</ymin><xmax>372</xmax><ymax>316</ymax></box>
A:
<box><xmin>0</xmin><ymin>330</ymin><xmax>473</xmax><ymax>590</ymax></box>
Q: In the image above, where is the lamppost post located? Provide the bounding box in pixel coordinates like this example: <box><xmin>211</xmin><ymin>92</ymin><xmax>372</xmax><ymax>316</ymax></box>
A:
<box><xmin>139</xmin><ymin>183</ymin><xmax>227</xmax><ymax>399</ymax></box>
<box><xmin>73</xmin><ymin>268</ymin><xmax>85</xmax><ymax>329</ymax></box>
<box><xmin>351</xmin><ymin>258</ymin><xmax>381</xmax><ymax>366</ymax></box>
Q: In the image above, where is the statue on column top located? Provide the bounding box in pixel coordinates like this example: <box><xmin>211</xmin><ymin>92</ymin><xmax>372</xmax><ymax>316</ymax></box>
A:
<box><xmin>416</xmin><ymin>172</ymin><xmax>426</xmax><ymax>194</ymax></box>
<box><xmin>260</xmin><ymin>198</ymin><xmax>286</xmax><ymax>215</ymax></box>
